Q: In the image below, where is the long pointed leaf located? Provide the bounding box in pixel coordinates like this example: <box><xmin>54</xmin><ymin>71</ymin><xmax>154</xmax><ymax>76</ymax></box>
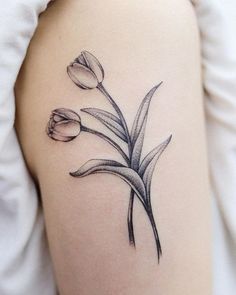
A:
<box><xmin>130</xmin><ymin>82</ymin><xmax>162</xmax><ymax>169</ymax></box>
<box><xmin>141</xmin><ymin>135</ymin><xmax>172</xmax><ymax>197</ymax></box>
<box><xmin>81</xmin><ymin>108</ymin><xmax>127</xmax><ymax>142</ymax></box>
<box><xmin>70</xmin><ymin>159</ymin><xmax>147</xmax><ymax>205</ymax></box>
<box><xmin>130</xmin><ymin>82</ymin><xmax>162</xmax><ymax>145</ymax></box>
<box><xmin>131</xmin><ymin>116</ymin><xmax>147</xmax><ymax>170</ymax></box>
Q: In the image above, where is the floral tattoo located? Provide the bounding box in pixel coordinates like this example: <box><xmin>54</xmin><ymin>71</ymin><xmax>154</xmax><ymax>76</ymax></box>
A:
<box><xmin>47</xmin><ymin>51</ymin><xmax>172</xmax><ymax>262</ymax></box>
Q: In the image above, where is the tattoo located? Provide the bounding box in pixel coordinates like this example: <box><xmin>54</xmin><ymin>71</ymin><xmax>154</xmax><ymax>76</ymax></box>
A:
<box><xmin>46</xmin><ymin>51</ymin><xmax>172</xmax><ymax>261</ymax></box>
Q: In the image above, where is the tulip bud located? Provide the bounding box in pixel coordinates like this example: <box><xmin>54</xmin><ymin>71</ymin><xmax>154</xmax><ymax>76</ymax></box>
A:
<box><xmin>47</xmin><ymin>108</ymin><xmax>81</xmax><ymax>142</ymax></box>
<box><xmin>67</xmin><ymin>51</ymin><xmax>104</xmax><ymax>89</ymax></box>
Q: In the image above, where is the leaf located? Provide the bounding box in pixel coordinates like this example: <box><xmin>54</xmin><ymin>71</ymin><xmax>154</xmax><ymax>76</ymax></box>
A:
<box><xmin>70</xmin><ymin>159</ymin><xmax>147</xmax><ymax>205</ymax></box>
<box><xmin>140</xmin><ymin>135</ymin><xmax>172</xmax><ymax>197</ymax></box>
<box><xmin>130</xmin><ymin>82</ymin><xmax>162</xmax><ymax>170</ymax></box>
<box><xmin>130</xmin><ymin>82</ymin><xmax>162</xmax><ymax>144</ymax></box>
<box><xmin>131</xmin><ymin>116</ymin><xmax>147</xmax><ymax>170</ymax></box>
<box><xmin>81</xmin><ymin>108</ymin><xmax>127</xmax><ymax>142</ymax></box>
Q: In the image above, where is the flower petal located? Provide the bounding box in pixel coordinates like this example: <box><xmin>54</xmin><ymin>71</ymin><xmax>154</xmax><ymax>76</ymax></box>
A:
<box><xmin>52</xmin><ymin>108</ymin><xmax>81</xmax><ymax>122</ymax></box>
<box><xmin>75</xmin><ymin>54</ymin><xmax>87</xmax><ymax>66</ymax></box>
<box><xmin>82</xmin><ymin>51</ymin><xmax>104</xmax><ymax>83</ymax></box>
<box><xmin>54</xmin><ymin>121</ymin><xmax>81</xmax><ymax>137</ymax></box>
<box><xmin>67</xmin><ymin>63</ymin><xmax>98</xmax><ymax>89</ymax></box>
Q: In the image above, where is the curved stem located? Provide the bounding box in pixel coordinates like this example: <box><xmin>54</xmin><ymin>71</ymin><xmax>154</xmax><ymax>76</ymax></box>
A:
<box><xmin>127</xmin><ymin>190</ymin><xmax>135</xmax><ymax>246</ymax></box>
<box><xmin>146</xmin><ymin>205</ymin><xmax>162</xmax><ymax>262</ymax></box>
<box><xmin>97</xmin><ymin>84</ymin><xmax>136</xmax><ymax>245</ymax></box>
<box><xmin>97</xmin><ymin>83</ymin><xmax>132</xmax><ymax>161</ymax></box>
<box><xmin>81</xmin><ymin>125</ymin><xmax>129</xmax><ymax>165</ymax></box>
<box><xmin>128</xmin><ymin>190</ymin><xmax>161</xmax><ymax>262</ymax></box>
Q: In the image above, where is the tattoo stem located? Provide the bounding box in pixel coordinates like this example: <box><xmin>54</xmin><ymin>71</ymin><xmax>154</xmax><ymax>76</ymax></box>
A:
<box><xmin>146</xmin><ymin>205</ymin><xmax>162</xmax><ymax>262</ymax></box>
<box><xmin>128</xmin><ymin>191</ymin><xmax>162</xmax><ymax>261</ymax></box>
<box><xmin>97</xmin><ymin>83</ymin><xmax>136</xmax><ymax>246</ymax></box>
<box><xmin>97</xmin><ymin>83</ymin><xmax>132</xmax><ymax>160</ymax></box>
<box><xmin>127</xmin><ymin>190</ymin><xmax>136</xmax><ymax>246</ymax></box>
<box><xmin>81</xmin><ymin>125</ymin><xmax>129</xmax><ymax>164</ymax></box>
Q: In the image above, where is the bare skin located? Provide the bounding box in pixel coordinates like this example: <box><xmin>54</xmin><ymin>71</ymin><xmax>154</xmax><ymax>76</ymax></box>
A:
<box><xmin>15</xmin><ymin>0</ymin><xmax>212</xmax><ymax>294</ymax></box>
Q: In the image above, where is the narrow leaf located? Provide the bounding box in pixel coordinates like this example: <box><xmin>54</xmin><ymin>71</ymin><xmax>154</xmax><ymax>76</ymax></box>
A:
<box><xmin>141</xmin><ymin>135</ymin><xmax>172</xmax><ymax>196</ymax></box>
<box><xmin>70</xmin><ymin>159</ymin><xmax>146</xmax><ymax>204</ymax></box>
<box><xmin>130</xmin><ymin>82</ymin><xmax>162</xmax><ymax>145</ymax></box>
<box><xmin>130</xmin><ymin>82</ymin><xmax>162</xmax><ymax>169</ymax></box>
<box><xmin>81</xmin><ymin>108</ymin><xmax>127</xmax><ymax>142</ymax></box>
<box><xmin>131</xmin><ymin>116</ymin><xmax>147</xmax><ymax>171</ymax></box>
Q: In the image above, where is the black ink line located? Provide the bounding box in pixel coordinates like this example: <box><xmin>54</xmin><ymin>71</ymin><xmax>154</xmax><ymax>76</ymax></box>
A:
<box><xmin>97</xmin><ymin>83</ymin><xmax>132</xmax><ymax>160</ymax></box>
<box><xmin>81</xmin><ymin>125</ymin><xmax>129</xmax><ymax>165</ymax></box>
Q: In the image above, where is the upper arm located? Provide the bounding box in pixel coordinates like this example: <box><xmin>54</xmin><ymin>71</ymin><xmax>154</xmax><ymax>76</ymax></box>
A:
<box><xmin>15</xmin><ymin>0</ymin><xmax>212</xmax><ymax>294</ymax></box>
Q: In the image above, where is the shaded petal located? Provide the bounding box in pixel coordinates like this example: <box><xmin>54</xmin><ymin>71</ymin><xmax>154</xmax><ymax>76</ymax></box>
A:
<box><xmin>52</xmin><ymin>108</ymin><xmax>81</xmax><ymax>122</ymax></box>
<box><xmin>54</xmin><ymin>121</ymin><xmax>81</xmax><ymax>137</ymax></box>
<box><xmin>82</xmin><ymin>51</ymin><xmax>104</xmax><ymax>83</ymax></box>
<box><xmin>67</xmin><ymin>63</ymin><xmax>98</xmax><ymax>89</ymax></box>
<box><xmin>75</xmin><ymin>54</ymin><xmax>87</xmax><ymax>66</ymax></box>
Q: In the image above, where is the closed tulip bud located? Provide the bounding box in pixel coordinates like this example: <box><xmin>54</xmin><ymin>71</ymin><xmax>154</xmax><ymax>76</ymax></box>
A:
<box><xmin>67</xmin><ymin>51</ymin><xmax>104</xmax><ymax>89</ymax></box>
<box><xmin>47</xmin><ymin>108</ymin><xmax>81</xmax><ymax>142</ymax></box>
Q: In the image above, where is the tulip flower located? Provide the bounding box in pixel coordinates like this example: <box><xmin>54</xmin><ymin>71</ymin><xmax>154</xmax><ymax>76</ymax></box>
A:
<box><xmin>67</xmin><ymin>51</ymin><xmax>104</xmax><ymax>89</ymax></box>
<box><xmin>67</xmin><ymin>51</ymin><xmax>132</xmax><ymax>158</ymax></box>
<box><xmin>47</xmin><ymin>108</ymin><xmax>129</xmax><ymax>162</ymax></box>
<box><xmin>47</xmin><ymin>108</ymin><xmax>81</xmax><ymax>142</ymax></box>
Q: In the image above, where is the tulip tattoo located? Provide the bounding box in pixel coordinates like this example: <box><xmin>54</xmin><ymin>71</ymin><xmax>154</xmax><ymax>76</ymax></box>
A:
<box><xmin>47</xmin><ymin>51</ymin><xmax>172</xmax><ymax>261</ymax></box>
<box><xmin>47</xmin><ymin>108</ymin><xmax>81</xmax><ymax>142</ymax></box>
